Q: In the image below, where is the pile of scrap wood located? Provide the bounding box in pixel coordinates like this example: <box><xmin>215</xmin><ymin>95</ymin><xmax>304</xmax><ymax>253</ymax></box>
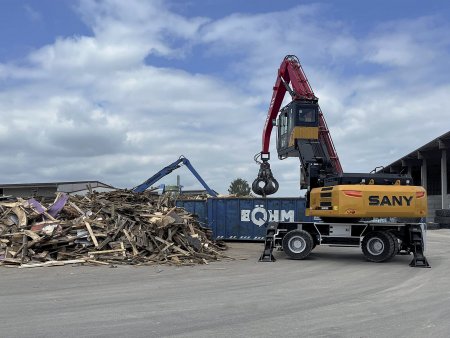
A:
<box><xmin>0</xmin><ymin>190</ymin><xmax>228</xmax><ymax>268</ymax></box>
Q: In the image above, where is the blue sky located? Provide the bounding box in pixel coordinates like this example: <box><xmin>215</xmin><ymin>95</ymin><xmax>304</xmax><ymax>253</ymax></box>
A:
<box><xmin>1</xmin><ymin>0</ymin><xmax>450</xmax><ymax>196</ymax></box>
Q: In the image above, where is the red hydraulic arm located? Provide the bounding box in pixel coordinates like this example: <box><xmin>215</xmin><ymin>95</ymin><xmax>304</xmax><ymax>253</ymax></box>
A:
<box><xmin>260</xmin><ymin>55</ymin><xmax>342</xmax><ymax>174</ymax></box>
<box><xmin>252</xmin><ymin>55</ymin><xmax>342</xmax><ymax>196</ymax></box>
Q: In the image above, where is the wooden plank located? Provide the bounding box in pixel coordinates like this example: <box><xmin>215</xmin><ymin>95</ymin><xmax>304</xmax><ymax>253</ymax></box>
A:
<box><xmin>87</xmin><ymin>248</ymin><xmax>125</xmax><ymax>255</ymax></box>
<box><xmin>24</xmin><ymin>230</ymin><xmax>41</xmax><ymax>241</ymax></box>
<box><xmin>19</xmin><ymin>259</ymin><xmax>86</xmax><ymax>268</ymax></box>
<box><xmin>68</xmin><ymin>201</ymin><xmax>85</xmax><ymax>215</ymax></box>
<box><xmin>154</xmin><ymin>236</ymin><xmax>190</xmax><ymax>256</ymax></box>
<box><xmin>43</xmin><ymin>211</ymin><xmax>58</xmax><ymax>222</ymax></box>
<box><xmin>21</xmin><ymin>235</ymin><xmax>28</xmax><ymax>264</ymax></box>
<box><xmin>97</xmin><ymin>236</ymin><xmax>112</xmax><ymax>250</ymax></box>
<box><xmin>86</xmin><ymin>259</ymin><xmax>111</xmax><ymax>266</ymax></box>
<box><xmin>12</xmin><ymin>243</ymin><xmax>24</xmax><ymax>259</ymax></box>
<box><xmin>120</xmin><ymin>242</ymin><xmax>126</xmax><ymax>257</ymax></box>
<box><xmin>1</xmin><ymin>258</ymin><xmax>21</xmax><ymax>265</ymax></box>
<box><xmin>84</xmin><ymin>221</ymin><xmax>99</xmax><ymax>248</ymax></box>
<box><xmin>188</xmin><ymin>223</ymin><xmax>197</xmax><ymax>236</ymax></box>
<box><xmin>11</xmin><ymin>206</ymin><xmax>27</xmax><ymax>227</ymax></box>
<box><xmin>111</xmin><ymin>216</ymin><xmax>128</xmax><ymax>240</ymax></box>
<box><xmin>161</xmin><ymin>242</ymin><xmax>174</xmax><ymax>252</ymax></box>
<box><xmin>123</xmin><ymin>229</ymin><xmax>139</xmax><ymax>255</ymax></box>
<box><xmin>153</xmin><ymin>235</ymin><xmax>171</xmax><ymax>246</ymax></box>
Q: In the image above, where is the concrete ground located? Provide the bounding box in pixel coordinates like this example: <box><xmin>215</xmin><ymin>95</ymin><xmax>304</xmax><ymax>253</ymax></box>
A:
<box><xmin>1</xmin><ymin>230</ymin><xmax>450</xmax><ymax>338</ymax></box>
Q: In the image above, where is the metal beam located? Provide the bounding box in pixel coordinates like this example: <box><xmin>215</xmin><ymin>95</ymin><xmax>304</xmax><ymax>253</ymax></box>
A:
<box><xmin>442</xmin><ymin>149</ymin><xmax>448</xmax><ymax>209</ymax></box>
<box><xmin>438</xmin><ymin>139</ymin><xmax>449</xmax><ymax>150</ymax></box>
<box><xmin>401</xmin><ymin>158</ymin><xmax>422</xmax><ymax>166</ymax></box>
<box><xmin>418</xmin><ymin>150</ymin><xmax>441</xmax><ymax>163</ymax></box>
<box><xmin>421</xmin><ymin>157</ymin><xmax>427</xmax><ymax>191</ymax></box>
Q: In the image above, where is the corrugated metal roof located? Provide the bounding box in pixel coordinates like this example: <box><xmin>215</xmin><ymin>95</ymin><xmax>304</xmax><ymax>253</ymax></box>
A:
<box><xmin>0</xmin><ymin>180</ymin><xmax>115</xmax><ymax>191</ymax></box>
<box><xmin>381</xmin><ymin>130</ymin><xmax>450</xmax><ymax>171</ymax></box>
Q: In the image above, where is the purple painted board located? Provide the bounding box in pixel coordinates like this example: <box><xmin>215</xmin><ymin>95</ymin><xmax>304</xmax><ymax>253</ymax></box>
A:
<box><xmin>28</xmin><ymin>194</ymin><xmax>68</xmax><ymax>218</ymax></box>
<box><xmin>47</xmin><ymin>193</ymin><xmax>69</xmax><ymax>217</ymax></box>
<box><xmin>27</xmin><ymin>198</ymin><xmax>46</xmax><ymax>214</ymax></box>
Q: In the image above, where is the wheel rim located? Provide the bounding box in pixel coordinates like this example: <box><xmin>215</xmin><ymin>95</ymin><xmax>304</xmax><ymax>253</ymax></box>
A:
<box><xmin>288</xmin><ymin>236</ymin><xmax>306</xmax><ymax>253</ymax></box>
<box><xmin>367</xmin><ymin>237</ymin><xmax>384</xmax><ymax>256</ymax></box>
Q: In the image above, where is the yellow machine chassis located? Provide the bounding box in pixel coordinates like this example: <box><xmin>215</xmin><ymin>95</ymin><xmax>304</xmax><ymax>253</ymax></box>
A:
<box><xmin>308</xmin><ymin>184</ymin><xmax>427</xmax><ymax>219</ymax></box>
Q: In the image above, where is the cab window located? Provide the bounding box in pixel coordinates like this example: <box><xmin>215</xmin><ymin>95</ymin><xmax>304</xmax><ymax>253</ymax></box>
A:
<box><xmin>298</xmin><ymin>108</ymin><xmax>317</xmax><ymax>123</ymax></box>
<box><xmin>280</xmin><ymin>115</ymin><xmax>288</xmax><ymax>135</ymax></box>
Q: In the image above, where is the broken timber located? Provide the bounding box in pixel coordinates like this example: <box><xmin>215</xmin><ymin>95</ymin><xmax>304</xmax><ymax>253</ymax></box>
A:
<box><xmin>0</xmin><ymin>190</ymin><xmax>227</xmax><ymax>268</ymax></box>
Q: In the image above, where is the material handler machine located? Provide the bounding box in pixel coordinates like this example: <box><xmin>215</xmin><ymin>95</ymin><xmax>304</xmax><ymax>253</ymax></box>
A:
<box><xmin>253</xmin><ymin>55</ymin><xmax>429</xmax><ymax>267</ymax></box>
<box><xmin>133</xmin><ymin>156</ymin><xmax>217</xmax><ymax>197</ymax></box>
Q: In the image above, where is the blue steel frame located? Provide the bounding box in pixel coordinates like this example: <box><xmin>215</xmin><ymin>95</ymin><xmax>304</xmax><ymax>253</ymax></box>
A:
<box><xmin>132</xmin><ymin>156</ymin><xmax>217</xmax><ymax>196</ymax></box>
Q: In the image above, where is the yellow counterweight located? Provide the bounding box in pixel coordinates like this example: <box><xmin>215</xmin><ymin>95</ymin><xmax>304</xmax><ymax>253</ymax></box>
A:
<box><xmin>308</xmin><ymin>184</ymin><xmax>427</xmax><ymax>219</ymax></box>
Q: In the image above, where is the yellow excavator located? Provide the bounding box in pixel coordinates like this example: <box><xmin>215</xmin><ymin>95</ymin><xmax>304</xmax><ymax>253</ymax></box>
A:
<box><xmin>253</xmin><ymin>55</ymin><xmax>429</xmax><ymax>267</ymax></box>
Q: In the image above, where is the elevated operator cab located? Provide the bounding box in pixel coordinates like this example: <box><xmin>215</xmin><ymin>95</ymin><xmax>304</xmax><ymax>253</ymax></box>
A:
<box><xmin>276</xmin><ymin>101</ymin><xmax>319</xmax><ymax>159</ymax></box>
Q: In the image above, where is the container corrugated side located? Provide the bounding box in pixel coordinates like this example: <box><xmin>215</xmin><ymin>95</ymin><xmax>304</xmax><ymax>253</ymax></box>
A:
<box><xmin>207</xmin><ymin>197</ymin><xmax>311</xmax><ymax>241</ymax></box>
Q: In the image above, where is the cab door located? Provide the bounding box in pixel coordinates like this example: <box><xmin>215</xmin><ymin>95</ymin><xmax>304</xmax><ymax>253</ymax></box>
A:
<box><xmin>277</xmin><ymin>111</ymin><xmax>289</xmax><ymax>155</ymax></box>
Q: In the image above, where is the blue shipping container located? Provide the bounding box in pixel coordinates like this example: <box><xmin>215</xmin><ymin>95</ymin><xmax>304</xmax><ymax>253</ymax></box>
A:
<box><xmin>177</xmin><ymin>197</ymin><xmax>311</xmax><ymax>241</ymax></box>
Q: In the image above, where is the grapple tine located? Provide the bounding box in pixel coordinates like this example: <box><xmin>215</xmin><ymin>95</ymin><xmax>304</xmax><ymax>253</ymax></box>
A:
<box><xmin>252</xmin><ymin>162</ymin><xmax>279</xmax><ymax>196</ymax></box>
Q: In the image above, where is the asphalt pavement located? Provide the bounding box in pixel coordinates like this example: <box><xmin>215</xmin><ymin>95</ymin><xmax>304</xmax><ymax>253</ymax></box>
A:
<box><xmin>1</xmin><ymin>229</ymin><xmax>450</xmax><ymax>338</ymax></box>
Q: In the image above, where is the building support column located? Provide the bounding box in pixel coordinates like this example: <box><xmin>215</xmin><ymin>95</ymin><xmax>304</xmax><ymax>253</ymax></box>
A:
<box><xmin>420</xmin><ymin>156</ymin><xmax>427</xmax><ymax>191</ymax></box>
<box><xmin>442</xmin><ymin>149</ymin><xmax>448</xmax><ymax>209</ymax></box>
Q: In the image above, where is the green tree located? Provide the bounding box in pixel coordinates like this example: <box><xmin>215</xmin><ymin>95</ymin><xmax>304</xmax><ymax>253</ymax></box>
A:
<box><xmin>228</xmin><ymin>178</ymin><xmax>251</xmax><ymax>196</ymax></box>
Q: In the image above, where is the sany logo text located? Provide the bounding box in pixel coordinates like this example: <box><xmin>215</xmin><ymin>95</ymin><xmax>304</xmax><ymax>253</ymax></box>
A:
<box><xmin>241</xmin><ymin>205</ymin><xmax>295</xmax><ymax>227</ymax></box>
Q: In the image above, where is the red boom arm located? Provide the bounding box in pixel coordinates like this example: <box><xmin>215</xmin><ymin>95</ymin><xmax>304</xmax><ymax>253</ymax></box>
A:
<box><xmin>260</xmin><ymin>55</ymin><xmax>343</xmax><ymax>174</ymax></box>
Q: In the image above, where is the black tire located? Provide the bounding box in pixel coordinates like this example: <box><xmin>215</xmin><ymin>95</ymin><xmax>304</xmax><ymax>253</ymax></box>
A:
<box><xmin>282</xmin><ymin>230</ymin><xmax>314</xmax><ymax>260</ymax></box>
<box><xmin>361</xmin><ymin>231</ymin><xmax>396</xmax><ymax>263</ymax></box>
<box><xmin>436</xmin><ymin>209</ymin><xmax>450</xmax><ymax>217</ymax></box>
<box><xmin>386</xmin><ymin>232</ymin><xmax>400</xmax><ymax>259</ymax></box>
<box><xmin>434</xmin><ymin>216</ymin><xmax>450</xmax><ymax>225</ymax></box>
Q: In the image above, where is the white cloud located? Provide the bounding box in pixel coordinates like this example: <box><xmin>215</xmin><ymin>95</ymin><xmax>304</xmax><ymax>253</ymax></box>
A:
<box><xmin>363</xmin><ymin>16</ymin><xmax>449</xmax><ymax>68</ymax></box>
<box><xmin>1</xmin><ymin>1</ymin><xmax>449</xmax><ymax>197</ymax></box>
